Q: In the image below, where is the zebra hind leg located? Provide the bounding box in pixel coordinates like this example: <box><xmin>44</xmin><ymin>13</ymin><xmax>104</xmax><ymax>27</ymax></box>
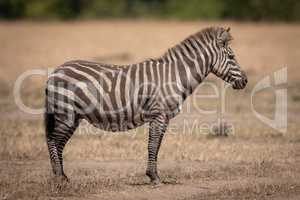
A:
<box><xmin>45</xmin><ymin>111</ymin><xmax>79</xmax><ymax>182</ymax></box>
<box><xmin>146</xmin><ymin>114</ymin><xmax>168</xmax><ymax>185</ymax></box>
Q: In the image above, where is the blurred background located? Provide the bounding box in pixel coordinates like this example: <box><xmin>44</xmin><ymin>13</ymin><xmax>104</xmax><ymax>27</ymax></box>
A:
<box><xmin>1</xmin><ymin>1</ymin><xmax>300</xmax><ymax>199</ymax></box>
<box><xmin>1</xmin><ymin>0</ymin><xmax>300</xmax><ymax>21</ymax></box>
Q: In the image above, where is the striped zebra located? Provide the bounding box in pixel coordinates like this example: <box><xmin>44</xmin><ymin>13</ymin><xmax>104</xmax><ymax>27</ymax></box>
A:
<box><xmin>45</xmin><ymin>26</ymin><xmax>247</xmax><ymax>185</ymax></box>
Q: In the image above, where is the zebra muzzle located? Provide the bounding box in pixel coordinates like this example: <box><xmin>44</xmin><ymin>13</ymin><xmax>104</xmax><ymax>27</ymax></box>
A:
<box><xmin>232</xmin><ymin>72</ymin><xmax>248</xmax><ymax>89</ymax></box>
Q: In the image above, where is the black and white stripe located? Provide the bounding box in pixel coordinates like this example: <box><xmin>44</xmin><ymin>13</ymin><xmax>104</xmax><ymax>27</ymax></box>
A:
<box><xmin>45</xmin><ymin>26</ymin><xmax>247</xmax><ymax>184</ymax></box>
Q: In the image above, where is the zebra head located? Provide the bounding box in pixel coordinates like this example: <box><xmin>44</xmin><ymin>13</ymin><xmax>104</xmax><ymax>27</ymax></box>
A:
<box><xmin>212</xmin><ymin>27</ymin><xmax>248</xmax><ymax>89</ymax></box>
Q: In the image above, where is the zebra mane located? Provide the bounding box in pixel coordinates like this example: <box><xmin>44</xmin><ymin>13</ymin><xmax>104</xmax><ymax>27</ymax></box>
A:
<box><xmin>162</xmin><ymin>26</ymin><xmax>233</xmax><ymax>59</ymax></box>
<box><xmin>195</xmin><ymin>26</ymin><xmax>233</xmax><ymax>42</ymax></box>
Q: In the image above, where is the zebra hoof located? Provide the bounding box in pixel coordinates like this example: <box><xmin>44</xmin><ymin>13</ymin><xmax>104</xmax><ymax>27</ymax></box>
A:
<box><xmin>62</xmin><ymin>174</ymin><xmax>70</xmax><ymax>182</ymax></box>
<box><xmin>146</xmin><ymin>172</ymin><xmax>161</xmax><ymax>186</ymax></box>
<box><xmin>150</xmin><ymin>179</ymin><xmax>162</xmax><ymax>187</ymax></box>
<box><xmin>53</xmin><ymin>174</ymin><xmax>69</xmax><ymax>183</ymax></box>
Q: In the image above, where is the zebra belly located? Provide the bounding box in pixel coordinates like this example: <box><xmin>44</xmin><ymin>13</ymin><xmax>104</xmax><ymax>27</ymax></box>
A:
<box><xmin>84</xmin><ymin>110</ymin><xmax>147</xmax><ymax>132</ymax></box>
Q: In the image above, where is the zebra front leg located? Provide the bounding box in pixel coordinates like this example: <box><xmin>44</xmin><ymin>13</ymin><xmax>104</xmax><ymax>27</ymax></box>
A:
<box><xmin>146</xmin><ymin>114</ymin><xmax>168</xmax><ymax>185</ymax></box>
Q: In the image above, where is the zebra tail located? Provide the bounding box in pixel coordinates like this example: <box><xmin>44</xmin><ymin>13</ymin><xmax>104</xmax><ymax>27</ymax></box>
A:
<box><xmin>44</xmin><ymin>89</ymin><xmax>55</xmax><ymax>137</ymax></box>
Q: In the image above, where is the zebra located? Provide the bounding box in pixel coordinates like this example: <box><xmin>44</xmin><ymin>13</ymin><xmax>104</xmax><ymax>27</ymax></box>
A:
<box><xmin>45</xmin><ymin>26</ymin><xmax>248</xmax><ymax>185</ymax></box>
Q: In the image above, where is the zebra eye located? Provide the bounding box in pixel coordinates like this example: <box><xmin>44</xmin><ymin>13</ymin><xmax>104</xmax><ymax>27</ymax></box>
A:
<box><xmin>228</xmin><ymin>54</ymin><xmax>234</xmax><ymax>59</ymax></box>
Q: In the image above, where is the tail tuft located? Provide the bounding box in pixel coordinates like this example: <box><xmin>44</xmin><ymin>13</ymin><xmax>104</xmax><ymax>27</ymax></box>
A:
<box><xmin>44</xmin><ymin>93</ymin><xmax>55</xmax><ymax>136</ymax></box>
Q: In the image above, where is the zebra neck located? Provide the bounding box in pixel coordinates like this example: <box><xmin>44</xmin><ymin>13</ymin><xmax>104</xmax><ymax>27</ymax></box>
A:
<box><xmin>163</xmin><ymin>47</ymin><xmax>211</xmax><ymax>97</ymax></box>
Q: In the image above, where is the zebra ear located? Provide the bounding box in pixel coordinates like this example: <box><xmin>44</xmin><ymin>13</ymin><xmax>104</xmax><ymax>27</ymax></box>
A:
<box><xmin>217</xmin><ymin>28</ymin><xmax>232</xmax><ymax>47</ymax></box>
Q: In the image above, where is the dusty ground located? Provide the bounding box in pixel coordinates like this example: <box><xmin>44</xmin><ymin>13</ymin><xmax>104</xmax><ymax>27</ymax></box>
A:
<box><xmin>0</xmin><ymin>20</ymin><xmax>300</xmax><ymax>199</ymax></box>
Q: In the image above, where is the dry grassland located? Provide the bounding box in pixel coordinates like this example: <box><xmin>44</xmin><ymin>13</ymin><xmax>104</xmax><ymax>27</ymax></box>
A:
<box><xmin>0</xmin><ymin>20</ymin><xmax>300</xmax><ymax>199</ymax></box>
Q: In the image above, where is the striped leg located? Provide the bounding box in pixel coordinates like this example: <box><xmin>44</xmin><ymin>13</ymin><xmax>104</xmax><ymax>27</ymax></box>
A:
<box><xmin>146</xmin><ymin>114</ymin><xmax>168</xmax><ymax>185</ymax></box>
<box><xmin>46</xmin><ymin>112</ymin><xmax>79</xmax><ymax>181</ymax></box>
<box><xmin>47</xmin><ymin>136</ymin><xmax>62</xmax><ymax>177</ymax></box>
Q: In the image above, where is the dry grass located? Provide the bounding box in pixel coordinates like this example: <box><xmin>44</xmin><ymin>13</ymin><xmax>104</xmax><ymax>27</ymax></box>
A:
<box><xmin>0</xmin><ymin>20</ymin><xmax>300</xmax><ymax>199</ymax></box>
